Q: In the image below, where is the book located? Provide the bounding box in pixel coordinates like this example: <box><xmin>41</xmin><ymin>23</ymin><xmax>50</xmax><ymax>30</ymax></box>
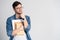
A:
<box><xmin>12</xmin><ymin>19</ymin><xmax>25</xmax><ymax>35</ymax></box>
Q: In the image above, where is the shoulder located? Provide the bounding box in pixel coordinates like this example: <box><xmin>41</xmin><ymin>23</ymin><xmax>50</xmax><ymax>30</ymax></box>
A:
<box><xmin>7</xmin><ymin>14</ymin><xmax>15</xmax><ymax>21</ymax></box>
<box><xmin>25</xmin><ymin>15</ymin><xmax>30</xmax><ymax>19</ymax></box>
<box><xmin>25</xmin><ymin>15</ymin><xmax>31</xmax><ymax>22</ymax></box>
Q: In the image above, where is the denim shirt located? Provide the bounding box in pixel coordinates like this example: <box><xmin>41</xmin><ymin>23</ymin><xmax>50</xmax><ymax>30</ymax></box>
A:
<box><xmin>6</xmin><ymin>14</ymin><xmax>31</xmax><ymax>40</ymax></box>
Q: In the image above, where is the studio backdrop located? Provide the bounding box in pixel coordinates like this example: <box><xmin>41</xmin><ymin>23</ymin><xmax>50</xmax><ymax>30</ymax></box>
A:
<box><xmin>0</xmin><ymin>0</ymin><xmax>60</xmax><ymax>40</ymax></box>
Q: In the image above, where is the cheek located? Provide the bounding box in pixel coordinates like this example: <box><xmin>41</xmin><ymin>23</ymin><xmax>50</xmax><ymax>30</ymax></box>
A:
<box><xmin>16</xmin><ymin>9</ymin><xmax>19</xmax><ymax>11</ymax></box>
<box><xmin>15</xmin><ymin>9</ymin><xmax>19</xmax><ymax>13</ymax></box>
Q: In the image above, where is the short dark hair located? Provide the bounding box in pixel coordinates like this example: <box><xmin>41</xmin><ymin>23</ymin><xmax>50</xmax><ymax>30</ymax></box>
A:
<box><xmin>12</xmin><ymin>1</ymin><xmax>22</xmax><ymax>9</ymax></box>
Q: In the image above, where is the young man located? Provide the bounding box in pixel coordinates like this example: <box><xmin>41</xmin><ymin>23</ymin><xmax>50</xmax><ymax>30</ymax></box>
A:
<box><xmin>6</xmin><ymin>1</ymin><xmax>31</xmax><ymax>40</ymax></box>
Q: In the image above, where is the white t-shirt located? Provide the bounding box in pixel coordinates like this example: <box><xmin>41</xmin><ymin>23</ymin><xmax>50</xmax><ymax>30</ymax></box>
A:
<box><xmin>12</xmin><ymin>19</ymin><xmax>27</xmax><ymax>40</ymax></box>
<box><xmin>13</xmin><ymin>33</ymin><xmax>27</xmax><ymax>40</ymax></box>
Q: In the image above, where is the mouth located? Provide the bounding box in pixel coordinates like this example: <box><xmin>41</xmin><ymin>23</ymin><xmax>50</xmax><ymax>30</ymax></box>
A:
<box><xmin>17</xmin><ymin>13</ymin><xmax>22</xmax><ymax>14</ymax></box>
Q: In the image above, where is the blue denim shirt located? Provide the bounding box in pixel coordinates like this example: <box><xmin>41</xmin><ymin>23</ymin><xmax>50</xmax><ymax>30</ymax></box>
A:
<box><xmin>6</xmin><ymin>14</ymin><xmax>31</xmax><ymax>40</ymax></box>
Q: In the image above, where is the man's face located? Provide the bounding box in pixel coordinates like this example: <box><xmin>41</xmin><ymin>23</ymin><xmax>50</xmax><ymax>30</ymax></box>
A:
<box><xmin>14</xmin><ymin>4</ymin><xmax>22</xmax><ymax>14</ymax></box>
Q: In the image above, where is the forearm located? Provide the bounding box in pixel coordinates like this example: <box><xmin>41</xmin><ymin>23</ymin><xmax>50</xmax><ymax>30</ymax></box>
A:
<box><xmin>23</xmin><ymin>18</ymin><xmax>28</xmax><ymax>28</ymax></box>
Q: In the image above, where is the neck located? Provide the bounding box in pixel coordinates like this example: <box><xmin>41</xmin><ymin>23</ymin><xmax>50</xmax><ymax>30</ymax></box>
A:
<box><xmin>16</xmin><ymin>13</ymin><xmax>21</xmax><ymax>19</ymax></box>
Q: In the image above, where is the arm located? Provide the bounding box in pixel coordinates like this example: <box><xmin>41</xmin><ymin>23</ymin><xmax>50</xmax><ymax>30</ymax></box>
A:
<box><xmin>6</xmin><ymin>18</ymin><xmax>13</xmax><ymax>37</ymax></box>
<box><xmin>6</xmin><ymin>18</ymin><xmax>19</xmax><ymax>37</ymax></box>
<box><xmin>24</xmin><ymin>16</ymin><xmax>31</xmax><ymax>32</ymax></box>
<box><xmin>20</xmin><ymin>13</ymin><xmax>31</xmax><ymax>32</ymax></box>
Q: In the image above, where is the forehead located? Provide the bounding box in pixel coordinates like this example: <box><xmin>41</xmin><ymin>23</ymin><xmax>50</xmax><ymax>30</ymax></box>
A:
<box><xmin>16</xmin><ymin>4</ymin><xmax>22</xmax><ymax>8</ymax></box>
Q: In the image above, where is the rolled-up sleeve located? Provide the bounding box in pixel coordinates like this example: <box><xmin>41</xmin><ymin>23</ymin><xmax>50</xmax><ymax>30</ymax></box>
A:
<box><xmin>6</xmin><ymin>18</ymin><xmax>13</xmax><ymax>37</ymax></box>
<box><xmin>25</xmin><ymin>16</ymin><xmax>31</xmax><ymax>32</ymax></box>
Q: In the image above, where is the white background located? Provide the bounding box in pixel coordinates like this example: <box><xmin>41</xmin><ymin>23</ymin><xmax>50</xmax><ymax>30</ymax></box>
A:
<box><xmin>0</xmin><ymin>0</ymin><xmax>60</xmax><ymax>40</ymax></box>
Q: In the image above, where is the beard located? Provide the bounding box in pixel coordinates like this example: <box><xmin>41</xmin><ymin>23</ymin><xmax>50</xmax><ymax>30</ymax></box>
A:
<box><xmin>18</xmin><ymin>13</ymin><xmax>22</xmax><ymax>14</ymax></box>
<box><xmin>16</xmin><ymin>12</ymin><xmax>22</xmax><ymax>15</ymax></box>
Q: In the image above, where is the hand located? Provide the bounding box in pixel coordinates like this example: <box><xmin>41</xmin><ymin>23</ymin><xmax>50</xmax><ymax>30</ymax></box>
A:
<box><xmin>12</xmin><ymin>29</ymin><xmax>20</xmax><ymax>36</ymax></box>
<box><xmin>21</xmin><ymin>13</ymin><xmax>28</xmax><ymax>28</ymax></box>
<box><xmin>21</xmin><ymin>13</ymin><xmax>26</xmax><ymax>19</ymax></box>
